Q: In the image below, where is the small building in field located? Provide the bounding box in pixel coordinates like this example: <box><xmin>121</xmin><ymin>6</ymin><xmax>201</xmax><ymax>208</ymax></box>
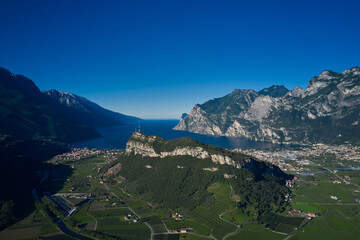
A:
<box><xmin>307</xmin><ymin>212</ymin><xmax>316</xmax><ymax>218</ymax></box>
<box><xmin>330</xmin><ymin>195</ymin><xmax>338</xmax><ymax>200</ymax></box>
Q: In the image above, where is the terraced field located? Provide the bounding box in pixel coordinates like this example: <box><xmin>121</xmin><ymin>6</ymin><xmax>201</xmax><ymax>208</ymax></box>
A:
<box><xmin>90</xmin><ymin>207</ymin><xmax>130</xmax><ymax>218</ymax></box>
<box><xmin>99</xmin><ymin>224</ymin><xmax>150</xmax><ymax>240</ymax></box>
<box><xmin>154</xmin><ymin>234</ymin><xmax>180</xmax><ymax>240</ymax></box>
<box><xmin>227</xmin><ymin>228</ymin><xmax>284</xmax><ymax>240</ymax></box>
<box><xmin>146</xmin><ymin>215</ymin><xmax>167</xmax><ymax>233</ymax></box>
<box><xmin>192</xmin><ymin>206</ymin><xmax>237</xmax><ymax>239</ymax></box>
<box><xmin>0</xmin><ymin>210</ymin><xmax>61</xmax><ymax>240</ymax></box>
<box><xmin>164</xmin><ymin>220</ymin><xmax>210</xmax><ymax>236</ymax></box>
<box><xmin>261</xmin><ymin>213</ymin><xmax>305</xmax><ymax>234</ymax></box>
<box><xmin>87</xmin><ymin>206</ymin><xmax>151</xmax><ymax>240</ymax></box>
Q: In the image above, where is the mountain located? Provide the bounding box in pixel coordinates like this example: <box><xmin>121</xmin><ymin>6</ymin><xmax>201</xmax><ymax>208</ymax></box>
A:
<box><xmin>0</xmin><ymin>67</ymin><xmax>138</xmax><ymax>142</ymax></box>
<box><xmin>174</xmin><ymin>67</ymin><xmax>360</xmax><ymax>145</ymax></box>
<box><xmin>258</xmin><ymin>85</ymin><xmax>289</xmax><ymax>97</ymax></box>
<box><xmin>44</xmin><ymin>90</ymin><xmax>139</xmax><ymax>128</ymax></box>
<box><xmin>121</xmin><ymin>132</ymin><xmax>290</xmax><ymax>214</ymax></box>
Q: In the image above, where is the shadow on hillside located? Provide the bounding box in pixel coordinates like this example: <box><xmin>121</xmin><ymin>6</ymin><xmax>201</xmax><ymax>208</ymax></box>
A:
<box><xmin>0</xmin><ymin>136</ymin><xmax>72</xmax><ymax>231</ymax></box>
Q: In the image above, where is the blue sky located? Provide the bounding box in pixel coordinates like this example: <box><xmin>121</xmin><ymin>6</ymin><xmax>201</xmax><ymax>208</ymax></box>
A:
<box><xmin>1</xmin><ymin>0</ymin><xmax>359</xmax><ymax>119</ymax></box>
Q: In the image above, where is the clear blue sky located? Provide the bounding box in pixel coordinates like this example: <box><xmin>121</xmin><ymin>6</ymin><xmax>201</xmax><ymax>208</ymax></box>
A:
<box><xmin>1</xmin><ymin>0</ymin><xmax>359</xmax><ymax>119</ymax></box>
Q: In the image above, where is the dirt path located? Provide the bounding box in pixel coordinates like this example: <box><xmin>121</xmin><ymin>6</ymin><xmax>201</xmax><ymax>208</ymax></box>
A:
<box><xmin>86</xmin><ymin>208</ymin><xmax>97</xmax><ymax>231</ymax></box>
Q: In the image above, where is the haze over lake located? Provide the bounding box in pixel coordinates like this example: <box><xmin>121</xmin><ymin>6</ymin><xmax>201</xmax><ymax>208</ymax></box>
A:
<box><xmin>72</xmin><ymin>120</ymin><xmax>283</xmax><ymax>149</ymax></box>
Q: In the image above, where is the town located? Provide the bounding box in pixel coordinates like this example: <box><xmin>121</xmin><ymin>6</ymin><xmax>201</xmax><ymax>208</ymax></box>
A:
<box><xmin>51</xmin><ymin>148</ymin><xmax>123</xmax><ymax>165</ymax></box>
<box><xmin>235</xmin><ymin>144</ymin><xmax>360</xmax><ymax>173</ymax></box>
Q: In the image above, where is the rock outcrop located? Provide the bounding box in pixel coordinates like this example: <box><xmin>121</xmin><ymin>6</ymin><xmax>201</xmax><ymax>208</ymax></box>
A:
<box><xmin>126</xmin><ymin>132</ymin><xmax>244</xmax><ymax>168</ymax></box>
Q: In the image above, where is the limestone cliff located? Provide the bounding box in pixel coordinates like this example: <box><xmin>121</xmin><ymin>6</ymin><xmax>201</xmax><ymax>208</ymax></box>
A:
<box><xmin>124</xmin><ymin>132</ymin><xmax>290</xmax><ymax>178</ymax></box>
<box><xmin>126</xmin><ymin>132</ymin><xmax>245</xmax><ymax>168</ymax></box>
<box><xmin>174</xmin><ymin>67</ymin><xmax>360</xmax><ymax>145</ymax></box>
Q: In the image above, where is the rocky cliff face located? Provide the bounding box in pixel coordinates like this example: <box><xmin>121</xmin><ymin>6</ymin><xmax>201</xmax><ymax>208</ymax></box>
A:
<box><xmin>125</xmin><ymin>132</ymin><xmax>287</xmax><ymax>178</ymax></box>
<box><xmin>126</xmin><ymin>132</ymin><xmax>248</xmax><ymax>169</ymax></box>
<box><xmin>44</xmin><ymin>90</ymin><xmax>91</xmax><ymax>112</ymax></box>
<box><xmin>174</xmin><ymin>67</ymin><xmax>360</xmax><ymax>145</ymax></box>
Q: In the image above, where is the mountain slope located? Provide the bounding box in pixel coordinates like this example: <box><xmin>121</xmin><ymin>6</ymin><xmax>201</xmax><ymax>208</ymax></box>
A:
<box><xmin>0</xmin><ymin>67</ymin><xmax>101</xmax><ymax>142</ymax></box>
<box><xmin>120</xmin><ymin>132</ymin><xmax>290</xmax><ymax>214</ymax></box>
<box><xmin>174</xmin><ymin>67</ymin><xmax>360</xmax><ymax>145</ymax></box>
<box><xmin>44</xmin><ymin>90</ymin><xmax>139</xmax><ymax>128</ymax></box>
<box><xmin>0</xmin><ymin>67</ymin><xmax>139</xmax><ymax>142</ymax></box>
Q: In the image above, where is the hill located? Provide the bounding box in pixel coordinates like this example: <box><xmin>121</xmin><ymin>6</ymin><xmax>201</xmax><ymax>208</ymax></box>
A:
<box><xmin>174</xmin><ymin>67</ymin><xmax>360</xmax><ymax>145</ymax></box>
<box><xmin>120</xmin><ymin>132</ymin><xmax>291</xmax><ymax>215</ymax></box>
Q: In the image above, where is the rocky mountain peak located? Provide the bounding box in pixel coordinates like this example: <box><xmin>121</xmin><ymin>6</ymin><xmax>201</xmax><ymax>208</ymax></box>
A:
<box><xmin>305</xmin><ymin>70</ymin><xmax>340</xmax><ymax>96</ymax></box>
<box><xmin>342</xmin><ymin>66</ymin><xmax>360</xmax><ymax>76</ymax></box>
<box><xmin>0</xmin><ymin>67</ymin><xmax>41</xmax><ymax>97</ymax></box>
<box><xmin>231</xmin><ymin>88</ymin><xmax>257</xmax><ymax>95</ymax></box>
<box><xmin>258</xmin><ymin>85</ymin><xmax>289</xmax><ymax>97</ymax></box>
<box><xmin>286</xmin><ymin>86</ymin><xmax>304</xmax><ymax>97</ymax></box>
<box><xmin>44</xmin><ymin>89</ymin><xmax>89</xmax><ymax>112</ymax></box>
<box><xmin>317</xmin><ymin>70</ymin><xmax>339</xmax><ymax>80</ymax></box>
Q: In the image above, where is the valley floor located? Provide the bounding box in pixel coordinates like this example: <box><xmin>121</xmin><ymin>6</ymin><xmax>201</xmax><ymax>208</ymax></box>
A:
<box><xmin>1</xmin><ymin>147</ymin><xmax>359</xmax><ymax>240</ymax></box>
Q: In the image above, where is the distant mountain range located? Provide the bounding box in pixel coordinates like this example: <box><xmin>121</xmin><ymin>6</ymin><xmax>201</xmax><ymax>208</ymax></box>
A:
<box><xmin>175</xmin><ymin>67</ymin><xmax>360</xmax><ymax>145</ymax></box>
<box><xmin>0</xmin><ymin>67</ymin><xmax>139</xmax><ymax>143</ymax></box>
<box><xmin>44</xmin><ymin>89</ymin><xmax>139</xmax><ymax>128</ymax></box>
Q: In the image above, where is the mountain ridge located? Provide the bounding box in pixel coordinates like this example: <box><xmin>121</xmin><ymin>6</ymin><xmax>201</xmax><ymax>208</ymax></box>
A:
<box><xmin>175</xmin><ymin>66</ymin><xmax>360</xmax><ymax>145</ymax></box>
<box><xmin>0</xmin><ymin>67</ymin><xmax>139</xmax><ymax>143</ymax></box>
<box><xmin>44</xmin><ymin>89</ymin><xmax>139</xmax><ymax>128</ymax></box>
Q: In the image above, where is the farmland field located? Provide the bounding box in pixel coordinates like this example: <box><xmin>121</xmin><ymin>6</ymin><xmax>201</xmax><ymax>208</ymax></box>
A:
<box><xmin>192</xmin><ymin>206</ymin><xmax>237</xmax><ymax>239</ymax></box>
<box><xmin>227</xmin><ymin>228</ymin><xmax>284</xmax><ymax>240</ymax></box>
<box><xmin>154</xmin><ymin>234</ymin><xmax>180</xmax><ymax>240</ymax></box>
<box><xmin>90</xmin><ymin>207</ymin><xmax>130</xmax><ymax>218</ymax></box>
<box><xmin>99</xmin><ymin>224</ymin><xmax>150</xmax><ymax>240</ymax></box>
<box><xmin>289</xmin><ymin>206</ymin><xmax>360</xmax><ymax>240</ymax></box>
<box><xmin>6</xmin><ymin>148</ymin><xmax>359</xmax><ymax>240</ymax></box>
<box><xmin>261</xmin><ymin>213</ymin><xmax>305</xmax><ymax>234</ymax></box>
<box><xmin>164</xmin><ymin>220</ymin><xmax>211</xmax><ymax>236</ymax></box>
<box><xmin>0</xmin><ymin>210</ymin><xmax>61</xmax><ymax>240</ymax></box>
<box><xmin>146</xmin><ymin>216</ymin><xmax>167</xmax><ymax>233</ymax></box>
<box><xmin>287</xmin><ymin>155</ymin><xmax>360</xmax><ymax>240</ymax></box>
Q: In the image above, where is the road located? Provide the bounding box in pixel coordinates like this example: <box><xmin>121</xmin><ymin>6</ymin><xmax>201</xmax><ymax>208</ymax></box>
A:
<box><xmin>103</xmin><ymin>182</ymin><xmax>154</xmax><ymax>240</ymax></box>
<box><xmin>323</xmin><ymin>167</ymin><xmax>360</xmax><ymax>188</ymax></box>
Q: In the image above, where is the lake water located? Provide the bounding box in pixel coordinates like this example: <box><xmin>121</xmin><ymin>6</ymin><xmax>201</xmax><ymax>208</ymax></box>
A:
<box><xmin>72</xmin><ymin>120</ymin><xmax>283</xmax><ymax>149</ymax></box>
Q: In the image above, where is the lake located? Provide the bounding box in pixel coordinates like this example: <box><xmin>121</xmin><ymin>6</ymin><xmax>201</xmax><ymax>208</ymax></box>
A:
<box><xmin>72</xmin><ymin>120</ymin><xmax>283</xmax><ymax>149</ymax></box>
